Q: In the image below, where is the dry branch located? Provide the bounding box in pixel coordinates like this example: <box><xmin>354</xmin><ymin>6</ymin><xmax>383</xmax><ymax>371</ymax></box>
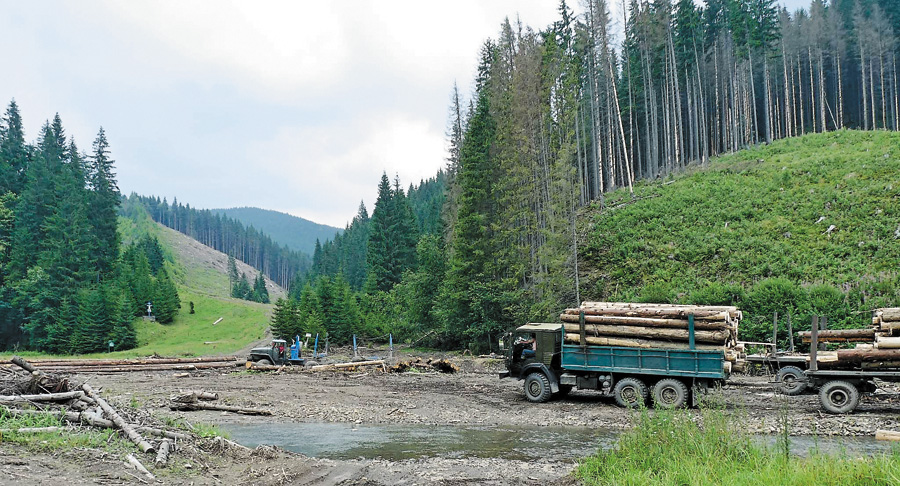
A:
<box><xmin>169</xmin><ymin>402</ymin><xmax>272</xmax><ymax>415</ymax></box>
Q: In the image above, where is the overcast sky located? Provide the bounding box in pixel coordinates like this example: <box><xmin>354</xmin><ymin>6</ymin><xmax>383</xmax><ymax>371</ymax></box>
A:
<box><xmin>1</xmin><ymin>0</ymin><xmax>811</xmax><ymax>228</ymax></box>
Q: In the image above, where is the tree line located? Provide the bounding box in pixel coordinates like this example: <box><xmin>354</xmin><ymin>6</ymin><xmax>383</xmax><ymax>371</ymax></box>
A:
<box><xmin>0</xmin><ymin>100</ymin><xmax>177</xmax><ymax>353</ymax></box>
<box><xmin>128</xmin><ymin>194</ymin><xmax>311</xmax><ymax>291</ymax></box>
<box><xmin>269</xmin><ymin>0</ymin><xmax>898</xmax><ymax>352</ymax></box>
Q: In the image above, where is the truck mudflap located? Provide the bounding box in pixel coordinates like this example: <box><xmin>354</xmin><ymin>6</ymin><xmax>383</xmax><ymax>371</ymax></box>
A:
<box><xmin>499</xmin><ymin>371</ymin><xmax>510</xmax><ymax>379</ymax></box>
<box><xmin>520</xmin><ymin>363</ymin><xmax>560</xmax><ymax>394</ymax></box>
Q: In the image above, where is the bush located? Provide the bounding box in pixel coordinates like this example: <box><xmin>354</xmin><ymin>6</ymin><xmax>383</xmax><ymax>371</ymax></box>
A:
<box><xmin>686</xmin><ymin>281</ymin><xmax>746</xmax><ymax>307</ymax></box>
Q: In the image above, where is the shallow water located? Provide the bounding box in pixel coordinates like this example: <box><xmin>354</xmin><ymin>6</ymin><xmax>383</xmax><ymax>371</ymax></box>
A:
<box><xmin>220</xmin><ymin>422</ymin><xmax>898</xmax><ymax>461</ymax></box>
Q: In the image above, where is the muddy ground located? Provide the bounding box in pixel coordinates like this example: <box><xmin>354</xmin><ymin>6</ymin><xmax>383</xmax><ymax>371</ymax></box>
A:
<box><xmin>4</xmin><ymin>352</ymin><xmax>900</xmax><ymax>485</ymax></box>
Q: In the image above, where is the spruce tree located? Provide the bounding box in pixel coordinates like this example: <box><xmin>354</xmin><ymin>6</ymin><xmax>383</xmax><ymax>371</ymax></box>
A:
<box><xmin>227</xmin><ymin>255</ymin><xmax>238</xmax><ymax>295</ymax></box>
<box><xmin>0</xmin><ymin>100</ymin><xmax>28</xmax><ymax>196</ymax></box>
<box><xmin>87</xmin><ymin>128</ymin><xmax>121</xmax><ymax>277</ymax></box>
<box><xmin>74</xmin><ymin>287</ymin><xmax>111</xmax><ymax>354</ymax></box>
<box><xmin>109</xmin><ymin>292</ymin><xmax>137</xmax><ymax>350</ymax></box>
<box><xmin>253</xmin><ymin>272</ymin><xmax>270</xmax><ymax>303</ymax></box>
<box><xmin>365</xmin><ymin>174</ymin><xmax>394</xmax><ymax>293</ymax></box>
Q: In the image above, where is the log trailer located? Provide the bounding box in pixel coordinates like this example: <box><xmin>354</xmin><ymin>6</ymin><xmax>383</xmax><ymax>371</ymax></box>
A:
<box><xmin>500</xmin><ymin>317</ymin><xmax>728</xmax><ymax>409</ymax></box>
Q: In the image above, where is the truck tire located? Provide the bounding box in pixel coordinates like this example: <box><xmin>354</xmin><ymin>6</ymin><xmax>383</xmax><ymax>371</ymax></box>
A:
<box><xmin>775</xmin><ymin>366</ymin><xmax>808</xmax><ymax>396</ymax></box>
<box><xmin>524</xmin><ymin>372</ymin><xmax>552</xmax><ymax>403</ymax></box>
<box><xmin>613</xmin><ymin>377</ymin><xmax>648</xmax><ymax>408</ymax></box>
<box><xmin>652</xmin><ymin>379</ymin><xmax>689</xmax><ymax>409</ymax></box>
<box><xmin>256</xmin><ymin>358</ymin><xmax>273</xmax><ymax>366</ymax></box>
<box><xmin>819</xmin><ymin>380</ymin><xmax>860</xmax><ymax>414</ymax></box>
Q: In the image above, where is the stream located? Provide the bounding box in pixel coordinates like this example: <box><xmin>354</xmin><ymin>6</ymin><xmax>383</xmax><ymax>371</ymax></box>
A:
<box><xmin>220</xmin><ymin>422</ymin><xmax>898</xmax><ymax>461</ymax></box>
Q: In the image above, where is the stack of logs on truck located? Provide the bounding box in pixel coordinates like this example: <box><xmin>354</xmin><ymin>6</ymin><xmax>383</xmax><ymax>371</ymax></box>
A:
<box><xmin>504</xmin><ymin>302</ymin><xmax>746</xmax><ymax>409</ymax></box>
<box><xmin>755</xmin><ymin>307</ymin><xmax>900</xmax><ymax>414</ymax></box>
<box><xmin>559</xmin><ymin>302</ymin><xmax>746</xmax><ymax>373</ymax></box>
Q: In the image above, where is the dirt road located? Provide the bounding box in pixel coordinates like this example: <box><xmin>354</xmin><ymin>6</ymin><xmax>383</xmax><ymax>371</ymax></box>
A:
<box><xmin>3</xmin><ymin>354</ymin><xmax>899</xmax><ymax>485</ymax></box>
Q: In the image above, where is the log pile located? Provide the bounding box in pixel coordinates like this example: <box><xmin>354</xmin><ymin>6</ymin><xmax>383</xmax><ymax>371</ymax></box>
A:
<box><xmin>0</xmin><ymin>356</ymin><xmax>243</xmax><ymax>374</ymax></box>
<box><xmin>2</xmin><ymin>356</ymin><xmax>206</xmax><ymax>474</ymax></box>
<box><xmin>560</xmin><ymin>302</ymin><xmax>742</xmax><ymax>350</ymax></box>
<box><xmin>796</xmin><ymin>309</ymin><xmax>900</xmax><ymax>370</ymax></box>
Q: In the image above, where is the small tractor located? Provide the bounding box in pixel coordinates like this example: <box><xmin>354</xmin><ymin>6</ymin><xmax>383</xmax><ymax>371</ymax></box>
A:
<box><xmin>248</xmin><ymin>337</ymin><xmax>306</xmax><ymax>366</ymax></box>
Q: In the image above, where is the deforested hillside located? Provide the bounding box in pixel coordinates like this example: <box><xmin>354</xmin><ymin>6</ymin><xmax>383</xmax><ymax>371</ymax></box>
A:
<box><xmin>580</xmin><ymin>131</ymin><xmax>900</xmax><ymax>342</ymax></box>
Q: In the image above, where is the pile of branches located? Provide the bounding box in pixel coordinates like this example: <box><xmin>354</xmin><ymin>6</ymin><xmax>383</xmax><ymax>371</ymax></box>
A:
<box><xmin>1</xmin><ymin>356</ymin><xmax>211</xmax><ymax>480</ymax></box>
<box><xmin>390</xmin><ymin>358</ymin><xmax>459</xmax><ymax>374</ymax></box>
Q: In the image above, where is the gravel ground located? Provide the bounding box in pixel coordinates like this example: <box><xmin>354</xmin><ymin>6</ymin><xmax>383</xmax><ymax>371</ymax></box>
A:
<box><xmin>3</xmin><ymin>353</ymin><xmax>899</xmax><ymax>485</ymax></box>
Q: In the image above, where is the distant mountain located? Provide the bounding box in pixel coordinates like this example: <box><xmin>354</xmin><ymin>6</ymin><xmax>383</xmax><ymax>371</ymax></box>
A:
<box><xmin>212</xmin><ymin>207</ymin><xmax>342</xmax><ymax>254</ymax></box>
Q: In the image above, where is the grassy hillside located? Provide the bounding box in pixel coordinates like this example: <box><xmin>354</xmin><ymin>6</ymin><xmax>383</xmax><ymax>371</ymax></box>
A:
<box><xmin>213</xmin><ymin>207</ymin><xmax>342</xmax><ymax>254</ymax></box>
<box><xmin>581</xmin><ymin>130</ymin><xmax>900</xmax><ymax>341</ymax></box>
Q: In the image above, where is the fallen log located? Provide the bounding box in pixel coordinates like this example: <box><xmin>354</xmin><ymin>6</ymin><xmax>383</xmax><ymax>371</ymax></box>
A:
<box><xmin>0</xmin><ymin>426</ymin><xmax>64</xmax><ymax>434</ymax></box>
<box><xmin>155</xmin><ymin>440</ymin><xmax>172</xmax><ymax>467</ymax></box>
<box><xmin>172</xmin><ymin>391</ymin><xmax>218</xmax><ymax>403</ymax></box>
<box><xmin>0</xmin><ymin>391</ymin><xmax>84</xmax><ymax>404</ymax></box>
<box><xmin>137</xmin><ymin>426</ymin><xmax>190</xmax><ymax>441</ymax></box>
<box><xmin>309</xmin><ymin>360</ymin><xmax>385</xmax><ymax>371</ymax></box>
<box><xmin>245</xmin><ymin>362</ymin><xmax>289</xmax><ymax>372</ymax></box>
<box><xmin>561</xmin><ymin>322</ymin><xmax>729</xmax><ymax>344</ymax></box>
<box><xmin>12</xmin><ymin>356</ymin><xmax>238</xmax><ymax>367</ymax></box>
<box><xmin>82</xmin><ymin>384</ymin><xmax>155</xmax><ymax>454</ymax></box>
<box><xmin>126</xmin><ymin>453</ymin><xmax>154</xmax><ymax>480</ymax></box>
<box><xmin>36</xmin><ymin>362</ymin><xmax>242</xmax><ymax>373</ymax></box>
<box><xmin>876</xmin><ymin>430</ymin><xmax>900</xmax><ymax>442</ymax></box>
<box><xmin>877</xmin><ymin>309</ymin><xmax>900</xmax><ymax>321</ymax></box>
<box><xmin>563</xmin><ymin>333</ymin><xmax>725</xmax><ymax>351</ymax></box>
<box><xmin>169</xmin><ymin>402</ymin><xmax>272</xmax><ymax>415</ymax></box>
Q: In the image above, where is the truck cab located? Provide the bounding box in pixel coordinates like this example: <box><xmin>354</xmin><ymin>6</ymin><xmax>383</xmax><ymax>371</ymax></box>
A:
<box><xmin>500</xmin><ymin>323</ymin><xmax>565</xmax><ymax>398</ymax></box>
<box><xmin>248</xmin><ymin>338</ymin><xmax>306</xmax><ymax>366</ymax></box>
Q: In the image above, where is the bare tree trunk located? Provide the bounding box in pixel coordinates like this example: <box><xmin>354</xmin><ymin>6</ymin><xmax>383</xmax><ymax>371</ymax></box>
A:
<box><xmin>798</xmin><ymin>53</ymin><xmax>805</xmax><ymax>134</ymax></box>
<box><xmin>783</xmin><ymin>40</ymin><xmax>792</xmax><ymax>138</ymax></box>
<box><xmin>861</xmin><ymin>40</ymin><xmax>869</xmax><ymax>129</ymax></box>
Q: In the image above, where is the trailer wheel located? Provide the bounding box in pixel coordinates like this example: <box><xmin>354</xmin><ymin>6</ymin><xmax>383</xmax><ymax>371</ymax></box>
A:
<box><xmin>652</xmin><ymin>379</ymin><xmax>689</xmax><ymax>409</ymax></box>
<box><xmin>613</xmin><ymin>378</ymin><xmax>648</xmax><ymax>408</ymax></box>
<box><xmin>819</xmin><ymin>380</ymin><xmax>860</xmax><ymax>414</ymax></box>
<box><xmin>775</xmin><ymin>366</ymin><xmax>808</xmax><ymax>396</ymax></box>
<box><xmin>524</xmin><ymin>372</ymin><xmax>552</xmax><ymax>403</ymax></box>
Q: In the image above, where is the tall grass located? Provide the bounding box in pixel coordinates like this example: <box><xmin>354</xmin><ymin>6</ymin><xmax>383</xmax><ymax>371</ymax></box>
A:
<box><xmin>576</xmin><ymin>408</ymin><xmax>900</xmax><ymax>485</ymax></box>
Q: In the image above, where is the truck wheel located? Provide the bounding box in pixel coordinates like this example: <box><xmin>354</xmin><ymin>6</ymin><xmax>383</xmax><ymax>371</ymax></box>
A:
<box><xmin>524</xmin><ymin>372</ymin><xmax>552</xmax><ymax>403</ymax></box>
<box><xmin>819</xmin><ymin>380</ymin><xmax>859</xmax><ymax>414</ymax></box>
<box><xmin>652</xmin><ymin>379</ymin><xmax>689</xmax><ymax>409</ymax></box>
<box><xmin>613</xmin><ymin>377</ymin><xmax>648</xmax><ymax>408</ymax></box>
<box><xmin>256</xmin><ymin>358</ymin><xmax>273</xmax><ymax>366</ymax></box>
<box><xmin>775</xmin><ymin>366</ymin><xmax>807</xmax><ymax>396</ymax></box>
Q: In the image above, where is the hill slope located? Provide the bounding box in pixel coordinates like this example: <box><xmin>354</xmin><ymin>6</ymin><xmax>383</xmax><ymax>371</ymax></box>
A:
<box><xmin>114</xmin><ymin>212</ymin><xmax>282</xmax><ymax>357</ymax></box>
<box><xmin>213</xmin><ymin>207</ymin><xmax>342</xmax><ymax>254</ymax></box>
<box><xmin>580</xmin><ymin>131</ymin><xmax>900</xmax><ymax>338</ymax></box>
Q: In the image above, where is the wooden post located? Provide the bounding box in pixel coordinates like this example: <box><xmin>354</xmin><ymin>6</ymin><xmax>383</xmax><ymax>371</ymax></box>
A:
<box><xmin>819</xmin><ymin>316</ymin><xmax>828</xmax><ymax>351</ymax></box>
<box><xmin>772</xmin><ymin>312</ymin><xmax>778</xmax><ymax>354</ymax></box>
<box><xmin>688</xmin><ymin>314</ymin><xmax>696</xmax><ymax>350</ymax></box>
<box><xmin>787</xmin><ymin>313</ymin><xmax>794</xmax><ymax>353</ymax></box>
<box><xmin>809</xmin><ymin>316</ymin><xmax>819</xmax><ymax>372</ymax></box>
<box><xmin>579</xmin><ymin>311</ymin><xmax>587</xmax><ymax>351</ymax></box>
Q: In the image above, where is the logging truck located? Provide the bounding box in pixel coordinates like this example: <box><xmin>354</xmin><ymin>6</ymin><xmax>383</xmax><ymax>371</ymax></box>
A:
<box><xmin>500</xmin><ymin>319</ymin><xmax>728</xmax><ymax>408</ymax></box>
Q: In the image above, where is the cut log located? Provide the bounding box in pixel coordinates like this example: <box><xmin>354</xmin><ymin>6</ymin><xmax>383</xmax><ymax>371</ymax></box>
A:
<box><xmin>861</xmin><ymin>361</ymin><xmax>900</xmax><ymax>370</ymax></box>
<box><xmin>136</xmin><ymin>427</ymin><xmax>190</xmax><ymax>441</ymax></box>
<box><xmin>171</xmin><ymin>391</ymin><xmax>218</xmax><ymax>403</ymax></box>
<box><xmin>14</xmin><ymin>356</ymin><xmax>238</xmax><ymax>367</ymax></box>
<box><xmin>563</xmin><ymin>308</ymin><xmax>730</xmax><ymax>320</ymax></box>
<box><xmin>563</xmin><ymin>333</ymin><xmax>724</xmax><ymax>350</ymax></box>
<box><xmin>82</xmin><ymin>384</ymin><xmax>155</xmax><ymax>454</ymax></box>
<box><xmin>309</xmin><ymin>360</ymin><xmax>385</xmax><ymax>371</ymax></box>
<box><xmin>169</xmin><ymin>402</ymin><xmax>272</xmax><ymax>415</ymax></box>
<box><xmin>797</xmin><ymin>328</ymin><xmax>876</xmax><ymax>341</ymax></box>
<box><xmin>875</xmin><ymin>336</ymin><xmax>900</xmax><ymax>349</ymax></box>
<box><xmin>10</xmin><ymin>356</ymin><xmax>43</xmax><ymax>375</ymax></box>
<box><xmin>559</xmin><ymin>313</ymin><xmax>729</xmax><ymax>330</ymax></box>
<box><xmin>0</xmin><ymin>426</ymin><xmax>63</xmax><ymax>433</ymax></box>
<box><xmin>876</xmin><ymin>430</ymin><xmax>900</xmax><ymax>441</ymax></box>
<box><xmin>155</xmin><ymin>440</ymin><xmax>172</xmax><ymax>467</ymax></box>
<box><xmin>877</xmin><ymin>309</ymin><xmax>900</xmax><ymax>321</ymax></box>
<box><xmin>126</xmin><ymin>454</ymin><xmax>154</xmax><ymax>480</ymax></box>
<box><xmin>34</xmin><ymin>362</ymin><xmax>241</xmax><ymax>373</ymax></box>
<box><xmin>561</xmin><ymin>322</ymin><xmax>729</xmax><ymax>343</ymax></box>
<box><xmin>836</xmin><ymin>349</ymin><xmax>900</xmax><ymax>363</ymax></box>
<box><xmin>0</xmin><ymin>391</ymin><xmax>84</xmax><ymax>404</ymax></box>
<box><xmin>580</xmin><ymin>302</ymin><xmax>741</xmax><ymax>318</ymax></box>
